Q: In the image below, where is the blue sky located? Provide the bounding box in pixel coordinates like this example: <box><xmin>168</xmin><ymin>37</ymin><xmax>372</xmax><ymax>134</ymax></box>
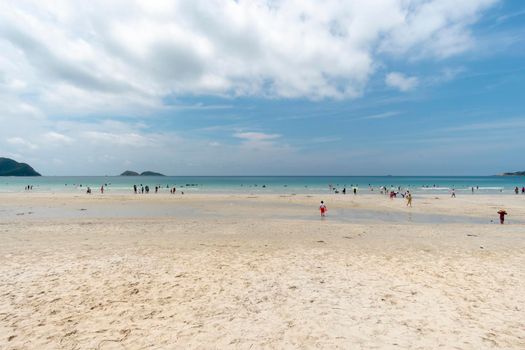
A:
<box><xmin>0</xmin><ymin>0</ymin><xmax>524</xmax><ymax>175</ymax></box>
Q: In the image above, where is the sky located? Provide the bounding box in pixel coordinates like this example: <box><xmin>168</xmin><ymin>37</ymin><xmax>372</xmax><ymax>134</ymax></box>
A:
<box><xmin>0</xmin><ymin>0</ymin><xmax>524</xmax><ymax>176</ymax></box>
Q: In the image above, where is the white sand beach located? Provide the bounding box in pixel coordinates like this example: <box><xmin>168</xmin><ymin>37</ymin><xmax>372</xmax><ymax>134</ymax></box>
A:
<box><xmin>1</xmin><ymin>193</ymin><xmax>524</xmax><ymax>349</ymax></box>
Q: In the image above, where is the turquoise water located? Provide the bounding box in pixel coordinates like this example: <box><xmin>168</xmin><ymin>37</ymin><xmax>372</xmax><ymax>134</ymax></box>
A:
<box><xmin>0</xmin><ymin>176</ymin><xmax>524</xmax><ymax>194</ymax></box>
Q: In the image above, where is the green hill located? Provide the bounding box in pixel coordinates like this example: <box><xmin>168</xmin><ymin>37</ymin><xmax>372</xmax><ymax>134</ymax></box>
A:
<box><xmin>120</xmin><ymin>170</ymin><xmax>165</xmax><ymax>176</ymax></box>
<box><xmin>120</xmin><ymin>170</ymin><xmax>140</xmax><ymax>176</ymax></box>
<box><xmin>0</xmin><ymin>158</ymin><xmax>41</xmax><ymax>176</ymax></box>
<box><xmin>140</xmin><ymin>171</ymin><xmax>165</xmax><ymax>176</ymax></box>
<box><xmin>502</xmin><ymin>171</ymin><xmax>525</xmax><ymax>176</ymax></box>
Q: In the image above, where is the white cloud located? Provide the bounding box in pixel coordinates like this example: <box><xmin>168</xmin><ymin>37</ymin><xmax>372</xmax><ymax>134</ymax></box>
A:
<box><xmin>7</xmin><ymin>137</ymin><xmax>38</xmax><ymax>150</ymax></box>
<box><xmin>0</xmin><ymin>1</ymin><xmax>506</xmax><ymax>175</ymax></box>
<box><xmin>43</xmin><ymin>131</ymin><xmax>73</xmax><ymax>144</ymax></box>
<box><xmin>234</xmin><ymin>132</ymin><xmax>281</xmax><ymax>141</ymax></box>
<box><xmin>233</xmin><ymin>131</ymin><xmax>284</xmax><ymax>150</ymax></box>
<box><xmin>378</xmin><ymin>0</ymin><xmax>498</xmax><ymax>59</ymax></box>
<box><xmin>0</xmin><ymin>0</ymin><xmax>497</xmax><ymax>109</ymax></box>
<box><xmin>385</xmin><ymin>72</ymin><xmax>419</xmax><ymax>91</ymax></box>
<box><xmin>82</xmin><ymin>131</ymin><xmax>153</xmax><ymax>147</ymax></box>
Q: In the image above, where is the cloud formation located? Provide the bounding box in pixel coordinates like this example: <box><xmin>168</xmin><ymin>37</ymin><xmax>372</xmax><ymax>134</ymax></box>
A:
<box><xmin>385</xmin><ymin>72</ymin><xmax>419</xmax><ymax>92</ymax></box>
<box><xmin>234</xmin><ymin>132</ymin><xmax>281</xmax><ymax>141</ymax></box>
<box><xmin>0</xmin><ymin>0</ymin><xmax>509</xmax><ymax>176</ymax></box>
<box><xmin>0</xmin><ymin>0</ymin><xmax>496</xmax><ymax>109</ymax></box>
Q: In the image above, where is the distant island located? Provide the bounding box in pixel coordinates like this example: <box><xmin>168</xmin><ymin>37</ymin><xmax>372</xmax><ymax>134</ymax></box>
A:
<box><xmin>501</xmin><ymin>171</ymin><xmax>525</xmax><ymax>176</ymax></box>
<box><xmin>0</xmin><ymin>157</ymin><xmax>41</xmax><ymax>176</ymax></box>
<box><xmin>120</xmin><ymin>170</ymin><xmax>165</xmax><ymax>176</ymax></box>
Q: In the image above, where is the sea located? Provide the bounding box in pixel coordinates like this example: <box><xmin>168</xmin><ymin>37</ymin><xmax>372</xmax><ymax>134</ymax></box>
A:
<box><xmin>1</xmin><ymin>176</ymin><xmax>524</xmax><ymax>195</ymax></box>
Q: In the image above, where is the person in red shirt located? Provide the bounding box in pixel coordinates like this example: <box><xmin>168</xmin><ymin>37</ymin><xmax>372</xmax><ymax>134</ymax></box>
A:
<box><xmin>319</xmin><ymin>201</ymin><xmax>327</xmax><ymax>217</ymax></box>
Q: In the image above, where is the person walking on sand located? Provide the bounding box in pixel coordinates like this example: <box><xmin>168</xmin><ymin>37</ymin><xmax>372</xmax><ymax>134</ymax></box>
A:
<box><xmin>406</xmin><ymin>191</ymin><xmax>412</xmax><ymax>207</ymax></box>
<box><xmin>497</xmin><ymin>209</ymin><xmax>507</xmax><ymax>224</ymax></box>
<box><xmin>319</xmin><ymin>201</ymin><xmax>327</xmax><ymax>217</ymax></box>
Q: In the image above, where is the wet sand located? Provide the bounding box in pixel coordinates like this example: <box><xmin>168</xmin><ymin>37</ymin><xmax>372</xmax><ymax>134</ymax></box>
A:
<box><xmin>1</xmin><ymin>193</ymin><xmax>524</xmax><ymax>349</ymax></box>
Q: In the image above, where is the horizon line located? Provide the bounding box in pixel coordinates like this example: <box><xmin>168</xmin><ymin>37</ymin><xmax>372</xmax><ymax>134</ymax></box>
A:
<box><xmin>4</xmin><ymin>174</ymin><xmax>505</xmax><ymax>177</ymax></box>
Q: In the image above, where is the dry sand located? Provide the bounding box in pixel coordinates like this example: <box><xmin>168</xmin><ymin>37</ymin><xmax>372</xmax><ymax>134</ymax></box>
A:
<box><xmin>0</xmin><ymin>193</ymin><xmax>524</xmax><ymax>349</ymax></box>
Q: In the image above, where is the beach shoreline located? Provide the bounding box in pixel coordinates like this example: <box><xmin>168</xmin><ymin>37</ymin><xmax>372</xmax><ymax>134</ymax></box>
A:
<box><xmin>2</xmin><ymin>175</ymin><xmax>524</xmax><ymax>196</ymax></box>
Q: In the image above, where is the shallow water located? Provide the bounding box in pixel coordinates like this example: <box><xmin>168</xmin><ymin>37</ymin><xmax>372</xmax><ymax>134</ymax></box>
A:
<box><xmin>2</xmin><ymin>175</ymin><xmax>524</xmax><ymax>195</ymax></box>
<box><xmin>2</xmin><ymin>200</ymin><xmax>521</xmax><ymax>225</ymax></box>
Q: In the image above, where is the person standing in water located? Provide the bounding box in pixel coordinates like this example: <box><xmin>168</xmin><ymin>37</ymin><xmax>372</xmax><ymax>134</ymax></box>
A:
<box><xmin>451</xmin><ymin>189</ymin><xmax>456</xmax><ymax>198</ymax></box>
<box><xmin>100</xmin><ymin>185</ymin><xmax>104</xmax><ymax>194</ymax></box>
<box><xmin>406</xmin><ymin>191</ymin><xmax>412</xmax><ymax>207</ymax></box>
<box><xmin>319</xmin><ymin>201</ymin><xmax>327</xmax><ymax>217</ymax></box>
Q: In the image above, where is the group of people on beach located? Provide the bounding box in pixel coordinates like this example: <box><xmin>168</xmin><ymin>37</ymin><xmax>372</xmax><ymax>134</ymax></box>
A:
<box><xmin>82</xmin><ymin>184</ymin><xmax>181</xmax><ymax>195</ymax></box>
<box><xmin>132</xmin><ymin>184</ymin><xmax>181</xmax><ymax>195</ymax></box>
<box><xmin>81</xmin><ymin>183</ymin><xmax>185</xmax><ymax>194</ymax></box>
<box><xmin>329</xmin><ymin>184</ymin><xmax>357</xmax><ymax>195</ymax></box>
<box><xmin>320</xmin><ymin>182</ymin><xmax>516</xmax><ymax>224</ymax></box>
<box><xmin>387</xmin><ymin>189</ymin><xmax>412</xmax><ymax>206</ymax></box>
